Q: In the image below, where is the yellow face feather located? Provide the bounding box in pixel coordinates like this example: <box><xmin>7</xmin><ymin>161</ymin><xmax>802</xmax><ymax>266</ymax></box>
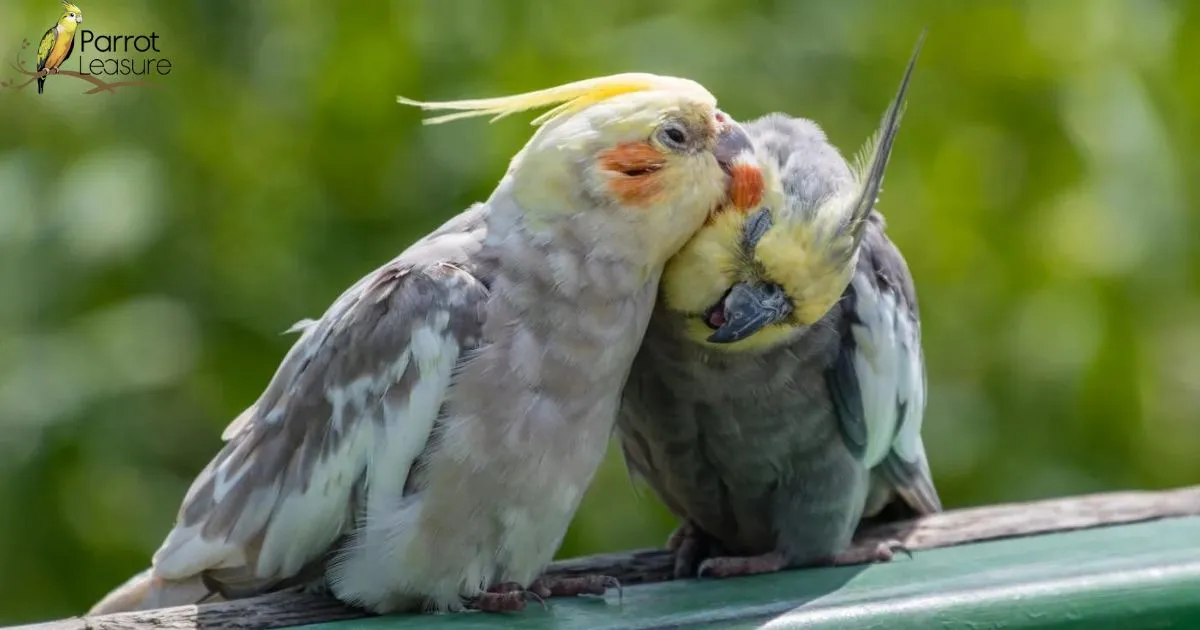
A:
<box><xmin>661</xmin><ymin>190</ymin><xmax>858</xmax><ymax>351</ymax></box>
<box><xmin>660</xmin><ymin>34</ymin><xmax>921</xmax><ymax>352</ymax></box>
<box><xmin>661</xmin><ymin>209</ymin><xmax>745</xmax><ymax>315</ymax></box>
<box><xmin>661</xmin><ymin>207</ymin><xmax>813</xmax><ymax>352</ymax></box>
<box><xmin>752</xmin><ymin>222</ymin><xmax>856</xmax><ymax>325</ymax></box>
<box><xmin>397</xmin><ymin>73</ymin><xmax>716</xmax><ymax>128</ymax></box>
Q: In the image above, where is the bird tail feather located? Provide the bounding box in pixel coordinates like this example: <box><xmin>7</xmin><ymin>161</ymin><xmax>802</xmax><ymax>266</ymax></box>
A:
<box><xmin>879</xmin><ymin>452</ymin><xmax>943</xmax><ymax>515</ymax></box>
<box><xmin>87</xmin><ymin>569</ymin><xmax>218</xmax><ymax>615</ymax></box>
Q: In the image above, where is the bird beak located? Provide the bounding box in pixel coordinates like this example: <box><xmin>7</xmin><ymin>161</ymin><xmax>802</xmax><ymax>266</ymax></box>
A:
<box><xmin>713</xmin><ymin>115</ymin><xmax>763</xmax><ymax>211</ymax></box>
<box><xmin>706</xmin><ymin>281</ymin><xmax>794</xmax><ymax>344</ymax></box>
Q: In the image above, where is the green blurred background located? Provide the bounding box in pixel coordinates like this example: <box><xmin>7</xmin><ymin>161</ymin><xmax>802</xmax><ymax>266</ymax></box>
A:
<box><xmin>2</xmin><ymin>0</ymin><xmax>1199</xmax><ymax>623</ymax></box>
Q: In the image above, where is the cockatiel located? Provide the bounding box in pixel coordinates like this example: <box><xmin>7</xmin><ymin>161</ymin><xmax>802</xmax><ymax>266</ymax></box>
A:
<box><xmin>36</xmin><ymin>1</ymin><xmax>83</xmax><ymax>94</ymax></box>
<box><xmin>617</xmin><ymin>40</ymin><xmax>942</xmax><ymax>579</ymax></box>
<box><xmin>88</xmin><ymin>74</ymin><xmax>763</xmax><ymax>615</ymax></box>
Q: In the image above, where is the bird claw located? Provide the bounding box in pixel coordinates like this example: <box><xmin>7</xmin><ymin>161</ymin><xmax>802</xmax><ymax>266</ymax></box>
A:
<box><xmin>603</xmin><ymin>576</ymin><xmax>624</xmax><ymax>605</ymax></box>
<box><xmin>827</xmin><ymin>539</ymin><xmax>912</xmax><ymax>566</ymax></box>
<box><xmin>667</xmin><ymin>521</ymin><xmax>713</xmax><ymax>579</ymax></box>
<box><xmin>524</xmin><ymin>590</ymin><xmax>548</xmax><ymax>610</ymax></box>
<box><xmin>529</xmin><ymin>574</ymin><xmax>622</xmax><ymax>604</ymax></box>
<box><xmin>881</xmin><ymin>539</ymin><xmax>913</xmax><ymax>561</ymax></box>
<box><xmin>466</xmin><ymin>582</ymin><xmax>547</xmax><ymax>613</ymax></box>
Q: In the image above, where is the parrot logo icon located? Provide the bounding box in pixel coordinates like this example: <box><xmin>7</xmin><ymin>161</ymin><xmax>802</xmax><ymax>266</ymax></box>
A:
<box><xmin>36</xmin><ymin>1</ymin><xmax>84</xmax><ymax>94</ymax></box>
<box><xmin>0</xmin><ymin>1</ymin><xmax>165</xmax><ymax>96</ymax></box>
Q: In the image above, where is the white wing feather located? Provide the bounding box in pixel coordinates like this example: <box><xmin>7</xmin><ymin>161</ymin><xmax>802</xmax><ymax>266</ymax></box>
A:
<box><xmin>149</xmin><ymin>217</ymin><xmax>490</xmax><ymax>596</ymax></box>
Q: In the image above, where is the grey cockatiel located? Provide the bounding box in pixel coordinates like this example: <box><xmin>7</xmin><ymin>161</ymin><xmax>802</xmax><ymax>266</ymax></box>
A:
<box><xmin>88</xmin><ymin>73</ymin><xmax>764</xmax><ymax>615</ymax></box>
<box><xmin>617</xmin><ymin>42</ymin><xmax>942</xmax><ymax>579</ymax></box>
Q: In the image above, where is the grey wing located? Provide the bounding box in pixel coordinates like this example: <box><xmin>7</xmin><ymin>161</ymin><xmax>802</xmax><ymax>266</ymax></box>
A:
<box><xmin>150</xmin><ymin>222</ymin><xmax>490</xmax><ymax>595</ymax></box>
<box><xmin>827</xmin><ymin>213</ymin><xmax>942</xmax><ymax>515</ymax></box>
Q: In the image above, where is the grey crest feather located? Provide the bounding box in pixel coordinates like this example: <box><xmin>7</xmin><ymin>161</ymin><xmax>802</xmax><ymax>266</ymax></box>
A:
<box><xmin>845</xmin><ymin>33</ymin><xmax>923</xmax><ymax>248</ymax></box>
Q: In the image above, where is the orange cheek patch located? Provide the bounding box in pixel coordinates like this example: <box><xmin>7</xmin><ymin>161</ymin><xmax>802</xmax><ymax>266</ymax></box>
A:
<box><xmin>705</xmin><ymin>163</ymin><xmax>764</xmax><ymax>225</ymax></box>
<box><xmin>728</xmin><ymin>164</ymin><xmax>765</xmax><ymax>212</ymax></box>
<box><xmin>599</xmin><ymin>142</ymin><xmax>668</xmax><ymax>207</ymax></box>
<box><xmin>608</xmin><ymin>173</ymin><xmax>666</xmax><ymax>207</ymax></box>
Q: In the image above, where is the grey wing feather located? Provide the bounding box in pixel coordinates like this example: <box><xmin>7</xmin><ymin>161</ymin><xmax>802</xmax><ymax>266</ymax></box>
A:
<box><xmin>828</xmin><ymin>212</ymin><xmax>941</xmax><ymax>515</ymax></box>
<box><xmin>151</xmin><ymin>207</ymin><xmax>490</xmax><ymax>595</ymax></box>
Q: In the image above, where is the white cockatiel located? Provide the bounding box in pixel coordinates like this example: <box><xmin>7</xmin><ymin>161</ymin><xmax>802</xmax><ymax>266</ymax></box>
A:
<box><xmin>89</xmin><ymin>74</ymin><xmax>764</xmax><ymax>615</ymax></box>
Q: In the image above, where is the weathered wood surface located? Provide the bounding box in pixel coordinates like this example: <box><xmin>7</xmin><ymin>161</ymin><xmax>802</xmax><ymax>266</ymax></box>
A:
<box><xmin>13</xmin><ymin>485</ymin><xmax>1200</xmax><ymax>630</ymax></box>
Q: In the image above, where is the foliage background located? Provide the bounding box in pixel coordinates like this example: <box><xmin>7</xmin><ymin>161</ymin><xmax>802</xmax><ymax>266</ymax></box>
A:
<box><xmin>1</xmin><ymin>0</ymin><xmax>1198</xmax><ymax>623</ymax></box>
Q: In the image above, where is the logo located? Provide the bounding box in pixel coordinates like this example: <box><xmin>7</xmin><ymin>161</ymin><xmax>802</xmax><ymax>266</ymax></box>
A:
<box><xmin>1</xmin><ymin>1</ymin><xmax>170</xmax><ymax>95</ymax></box>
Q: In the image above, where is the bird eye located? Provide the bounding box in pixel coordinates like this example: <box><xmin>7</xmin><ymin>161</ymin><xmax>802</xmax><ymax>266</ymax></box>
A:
<box><xmin>657</xmin><ymin>123</ymin><xmax>689</xmax><ymax>150</ymax></box>
<box><xmin>68</xmin><ymin>12</ymin><xmax>75</xmax><ymax>17</ymax></box>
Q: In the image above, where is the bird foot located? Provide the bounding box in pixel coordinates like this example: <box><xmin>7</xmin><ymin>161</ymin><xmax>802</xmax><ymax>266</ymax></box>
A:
<box><xmin>466</xmin><ymin>574</ymin><xmax>620</xmax><ymax>612</ymax></box>
<box><xmin>666</xmin><ymin>521</ymin><xmax>712</xmax><ymax>579</ymax></box>
<box><xmin>825</xmin><ymin>539</ymin><xmax>912</xmax><ymax>566</ymax></box>
<box><xmin>697</xmin><ymin>551</ymin><xmax>788</xmax><ymax>578</ymax></box>
<box><xmin>466</xmin><ymin>582</ymin><xmax>546</xmax><ymax>613</ymax></box>
<box><xmin>529</xmin><ymin>574</ymin><xmax>622</xmax><ymax>603</ymax></box>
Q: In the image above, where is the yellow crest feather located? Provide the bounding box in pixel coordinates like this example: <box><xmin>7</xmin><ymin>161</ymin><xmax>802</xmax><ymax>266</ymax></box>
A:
<box><xmin>62</xmin><ymin>1</ymin><xmax>82</xmax><ymax>13</ymax></box>
<box><xmin>396</xmin><ymin>73</ymin><xmax>715</xmax><ymax>127</ymax></box>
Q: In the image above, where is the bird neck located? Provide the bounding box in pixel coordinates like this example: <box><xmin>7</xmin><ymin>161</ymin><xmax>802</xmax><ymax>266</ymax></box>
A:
<box><xmin>459</xmin><ymin>188</ymin><xmax>662</xmax><ymax>454</ymax></box>
<box><xmin>484</xmin><ymin>176</ymin><xmax>661</xmax><ymax>301</ymax></box>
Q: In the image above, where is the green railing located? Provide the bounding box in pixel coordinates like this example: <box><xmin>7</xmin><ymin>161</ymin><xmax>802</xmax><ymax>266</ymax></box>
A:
<box><xmin>14</xmin><ymin>487</ymin><xmax>1200</xmax><ymax>630</ymax></box>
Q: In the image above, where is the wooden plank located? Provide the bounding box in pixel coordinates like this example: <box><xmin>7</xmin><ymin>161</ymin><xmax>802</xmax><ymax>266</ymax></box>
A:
<box><xmin>12</xmin><ymin>485</ymin><xmax>1200</xmax><ymax>630</ymax></box>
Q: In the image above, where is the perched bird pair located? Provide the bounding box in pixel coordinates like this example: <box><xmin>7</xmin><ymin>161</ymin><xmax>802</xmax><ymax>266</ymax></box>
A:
<box><xmin>88</xmin><ymin>37</ymin><xmax>940</xmax><ymax>616</ymax></box>
<box><xmin>90</xmin><ymin>74</ymin><xmax>765</xmax><ymax>615</ymax></box>
<box><xmin>619</xmin><ymin>37</ymin><xmax>943</xmax><ymax>579</ymax></box>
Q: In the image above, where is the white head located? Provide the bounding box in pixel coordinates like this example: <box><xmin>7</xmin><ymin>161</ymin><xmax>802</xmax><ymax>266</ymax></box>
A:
<box><xmin>399</xmin><ymin>73</ymin><xmax>765</xmax><ymax>269</ymax></box>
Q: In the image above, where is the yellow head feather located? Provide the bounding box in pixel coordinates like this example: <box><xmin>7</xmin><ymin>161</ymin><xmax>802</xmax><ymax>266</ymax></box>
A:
<box><xmin>62</xmin><ymin>1</ymin><xmax>82</xmax><ymax>14</ymax></box>
<box><xmin>397</xmin><ymin>73</ymin><xmax>715</xmax><ymax>127</ymax></box>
